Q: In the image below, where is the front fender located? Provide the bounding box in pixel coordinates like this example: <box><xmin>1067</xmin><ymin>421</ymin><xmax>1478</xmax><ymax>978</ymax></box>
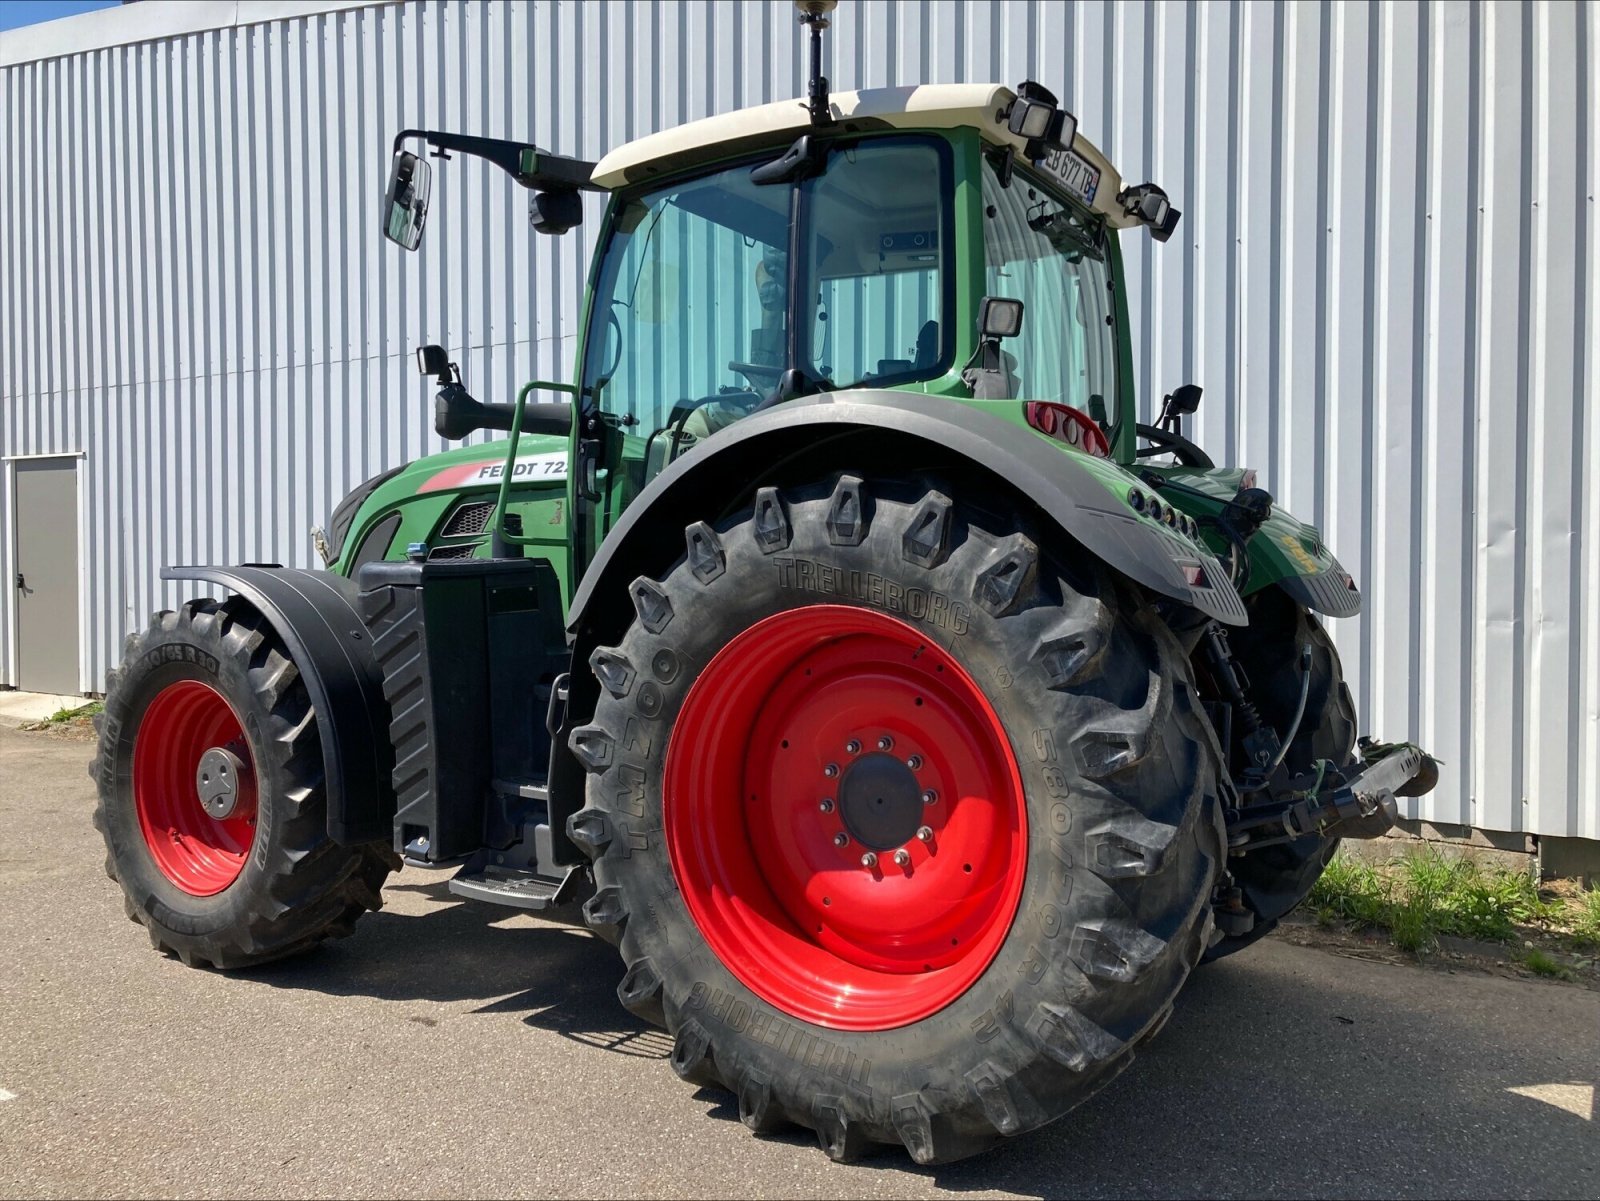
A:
<box><xmin>160</xmin><ymin>565</ymin><xmax>395</xmax><ymax>845</ymax></box>
<box><xmin>568</xmin><ymin>390</ymin><xmax>1246</xmax><ymax>637</ymax></box>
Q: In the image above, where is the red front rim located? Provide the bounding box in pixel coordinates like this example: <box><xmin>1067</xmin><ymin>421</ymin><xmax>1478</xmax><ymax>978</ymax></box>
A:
<box><xmin>133</xmin><ymin>680</ymin><xmax>258</xmax><ymax>896</ymax></box>
<box><xmin>664</xmin><ymin>605</ymin><xmax>1028</xmax><ymax>1031</ymax></box>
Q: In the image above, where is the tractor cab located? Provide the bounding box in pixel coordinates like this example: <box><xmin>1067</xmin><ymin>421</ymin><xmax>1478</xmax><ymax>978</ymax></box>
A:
<box><xmin>381</xmin><ymin>77</ymin><xmax>1180</xmax><ymax>578</ymax></box>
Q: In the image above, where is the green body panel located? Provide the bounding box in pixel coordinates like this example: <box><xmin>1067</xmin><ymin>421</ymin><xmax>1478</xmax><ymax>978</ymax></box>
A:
<box><xmin>1142</xmin><ymin>464</ymin><xmax>1348</xmax><ymax>596</ymax></box>
<box><xmin>328</xmin><ymin>432</ymin><xmax>574</xmax><ymax>609</ymax></box>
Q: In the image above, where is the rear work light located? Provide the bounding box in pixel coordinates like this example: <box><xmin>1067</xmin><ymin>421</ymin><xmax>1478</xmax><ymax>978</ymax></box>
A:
<box><xmin>1023</xmin><ymin>402</ymin><xmax>1110</xmax><ymax>459</ymax></box>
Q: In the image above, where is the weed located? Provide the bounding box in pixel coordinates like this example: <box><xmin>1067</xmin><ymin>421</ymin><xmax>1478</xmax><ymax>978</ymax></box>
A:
<box><xmin>41</xmin><ymin>700</ymin><xmax>103</xmax><ymax>725</ymax></box>
<box><xmin>1569</xmin><ymin>888</ymin><xmax>1600</xmax><ymax>949</ymax></box>
<box><xmin>1518</xmin><ymin>948</ymin><xmax>1574</xmax><ymax>981</ymax></box>
<box><xmin>1309</xmin><ymin>846</ymin><xmax>1596</xmax><ymax>972</ymax></box>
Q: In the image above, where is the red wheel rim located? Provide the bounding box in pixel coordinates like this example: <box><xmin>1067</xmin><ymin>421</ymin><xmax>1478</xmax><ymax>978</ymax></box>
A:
<box><xmin>133</xmin><ymin>680</ymin><xmax>258</xmax><ymax>896</ymax></box>
<box><xmin>664</xmin><ymin>605</ymin><xmax>1028</xmax><ymax>1030</ymax></box>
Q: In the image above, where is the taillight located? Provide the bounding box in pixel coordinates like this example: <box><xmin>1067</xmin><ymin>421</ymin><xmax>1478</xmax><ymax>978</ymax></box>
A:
<box><xmin>1023</xmin><ymin>402</ymin><xmax>1111</xmax><ymax>459</ymax></box>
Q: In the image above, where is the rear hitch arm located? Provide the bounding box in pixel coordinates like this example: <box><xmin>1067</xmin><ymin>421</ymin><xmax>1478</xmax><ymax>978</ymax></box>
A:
<box><xmin>1227</xmin><ymin>743</ymin><xmax>1429</xmax><ymax>853</ymax></box>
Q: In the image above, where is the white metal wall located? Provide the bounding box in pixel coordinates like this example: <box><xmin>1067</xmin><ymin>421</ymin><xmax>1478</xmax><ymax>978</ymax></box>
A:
<box><xmin>0</xmin><ymin>0</ymin><xmax>1595</xmax><ymax>842</ymax></box>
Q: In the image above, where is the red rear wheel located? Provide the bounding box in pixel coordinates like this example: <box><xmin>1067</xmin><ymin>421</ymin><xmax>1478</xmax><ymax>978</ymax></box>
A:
<box><xmin>133</xmin><ymin>680</ymin><xmax>258</xmax><ymax>896</ymax></box>
<box><xmin>570</xmin><ymin>477</ymin><xmax>1226</xmax><ymax>1163</ymax></box>
<box><xmin>664</xmin><ymin>605</ymin><xmax>1026</xmax><ymax>1030</ymax></box>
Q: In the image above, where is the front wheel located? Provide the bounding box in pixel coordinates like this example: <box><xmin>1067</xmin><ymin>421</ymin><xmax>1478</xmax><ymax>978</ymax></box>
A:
<box><xmin>567</xmin><ymin>476</ymin><xmax>1225</xmax><ymax>1163</ymax></box>
<box><xmin>1204</xmin><ymin>590</ymin><xmax>1356</xmax><ymax>959</ymax></box>
<box><xmin>92</xmin><ymin>599</ymin><xmax>397</xmax><ymax>968</ymax></box>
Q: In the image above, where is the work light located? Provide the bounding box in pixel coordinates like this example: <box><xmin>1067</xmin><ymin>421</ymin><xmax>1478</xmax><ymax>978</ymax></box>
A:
<box><xmin>1007</xmin><ymin>81</ymin><xmax>1077</xmax><ymax>153</ymax></box>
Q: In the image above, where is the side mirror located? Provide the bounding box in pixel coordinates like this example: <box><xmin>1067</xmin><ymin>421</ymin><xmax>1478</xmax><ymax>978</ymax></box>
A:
<box><xmin>382</xmin><ymin>150</ymin><xmax>432</xmax><ymax>251</ymax></box>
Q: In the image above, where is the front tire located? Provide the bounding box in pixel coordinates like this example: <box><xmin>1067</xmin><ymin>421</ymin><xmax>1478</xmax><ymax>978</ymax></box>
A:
<box><xmin>1205</xmin><ymin>590</ymin><xmax>1357</xmax><ymax>959</ymax></box>
<box><xmin>568</xmin><ymin>476</ymin><xmax>1225</xmax><ymax>1163</ymax></box>
<box><xmin>92</xmin><ymin>598</ymin><xmax>398</xmax><ymax>969</ymax></box>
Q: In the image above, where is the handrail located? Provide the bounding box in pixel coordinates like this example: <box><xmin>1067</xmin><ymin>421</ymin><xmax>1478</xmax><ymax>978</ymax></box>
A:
<box><xmin>491</xmin><ymin>380</ymin><xmax>578</xmax><ymax>547</ymax></box>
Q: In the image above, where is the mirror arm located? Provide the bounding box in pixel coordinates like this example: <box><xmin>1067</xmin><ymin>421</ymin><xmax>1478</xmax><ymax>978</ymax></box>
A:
<box><xmin>391</xmin><ymin>128</ymin><xmax>603</xmax><ymax>192</ymax></box>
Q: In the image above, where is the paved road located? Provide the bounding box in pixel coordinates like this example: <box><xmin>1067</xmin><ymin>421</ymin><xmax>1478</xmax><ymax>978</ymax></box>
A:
<box><xmin>2</xmin><ymin>726</ymin><xmax>1595</xmax><ymax>1200</ymax></box>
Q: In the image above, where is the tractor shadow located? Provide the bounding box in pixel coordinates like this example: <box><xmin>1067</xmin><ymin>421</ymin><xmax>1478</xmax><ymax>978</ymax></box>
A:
<box><xmin>904</xmin><ymin>949</ymin><xmax>1599</xmax><ymax>1199</ymax></box>
<box><xmin>242</xmin><ymin>872</ymin><xmax>670</xmax><ymax>1059</ymax></box>
<box><xmin>245</xmin><ymin>876</ymin><xmax>1598</xmax><ymax>1198</ymax></box>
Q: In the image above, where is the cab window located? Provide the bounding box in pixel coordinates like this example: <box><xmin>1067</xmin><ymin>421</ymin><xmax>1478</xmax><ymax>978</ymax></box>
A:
<box><xmin>980</xmin><ymin>157</ymin><xmax>1118</xmax><ymax>418</ymax></box>
<box><xmin>580</xmin><ymin>136</ymin><xmax>953</xmax><ymax>503</ymax></box>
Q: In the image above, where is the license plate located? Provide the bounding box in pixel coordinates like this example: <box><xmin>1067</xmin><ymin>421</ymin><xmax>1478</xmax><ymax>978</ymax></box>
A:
<box><xmin>1034</xmin><ymin>146</ymin><xmax>1101</xmax><ymax>206</ymax></box>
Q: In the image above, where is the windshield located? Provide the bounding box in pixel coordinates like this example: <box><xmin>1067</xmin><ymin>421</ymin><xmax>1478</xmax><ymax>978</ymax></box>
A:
<box><xmin>980</xmin><ymin>156</ymin><xmax>1118</xmax><ymax>428</ymax></box>
<box><xmin>580</xmin><ymin>135</ymin><xmax>952</xmax><ymax>494</ymax></box>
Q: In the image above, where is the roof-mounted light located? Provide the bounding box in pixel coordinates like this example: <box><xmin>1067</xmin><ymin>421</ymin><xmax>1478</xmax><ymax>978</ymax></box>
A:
<box><xmin>1117</xmin><ymin>182</ymin><xmax>1182</xmax><ymax>242</ymax></box>
<box><xmin>1006</xmin><ymin>81</ymin><xmax>1077</xmax><ymax>159</ymax></box>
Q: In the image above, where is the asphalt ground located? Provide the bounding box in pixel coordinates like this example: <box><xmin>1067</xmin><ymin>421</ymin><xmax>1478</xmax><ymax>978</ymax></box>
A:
<box><xmin>2</xmin><ymin>725</ymin><xmax>1595</xmax><ymax>1200</ymax></box>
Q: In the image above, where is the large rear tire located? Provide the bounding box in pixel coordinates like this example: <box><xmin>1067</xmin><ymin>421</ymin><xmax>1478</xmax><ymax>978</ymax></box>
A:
<box><xmin>92</xmin><ymin>598</ymin><xmax>398</xmax><ymax>969</ymax></box>
<box><xmin>567</xmin><ymin>476</ymin><xmax>1226</xmax><ymax>1163</ymax></box>
<box><xmin>1205</xmin><ymin>589</ymin><xmax>1356</xmax><ymax>960</ymax></box>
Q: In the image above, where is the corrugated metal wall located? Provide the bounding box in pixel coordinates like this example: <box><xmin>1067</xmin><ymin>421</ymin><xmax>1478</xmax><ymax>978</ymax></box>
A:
<box><xmin>1</xmin><ymin>0</ymin><xmax>1595</xmax><ymax>842</ymax></box>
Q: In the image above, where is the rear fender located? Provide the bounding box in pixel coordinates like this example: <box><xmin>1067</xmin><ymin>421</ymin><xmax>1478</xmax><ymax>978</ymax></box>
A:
<box><xmin>160</xmin><ymin>565</ymin><xmax>395</xmax><ymax>844</ymax></box>
<box><xmin>568</xmin><ymin>391</ymin><xmax>1246</xmax><ymax>642</ymax></box>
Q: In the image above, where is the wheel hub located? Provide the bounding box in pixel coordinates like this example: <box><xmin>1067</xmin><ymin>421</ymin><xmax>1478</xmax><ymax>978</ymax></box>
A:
<box><xmin>838</xmin><ymin>752</ymin><xmax>921</xmax><ymax>850</ymax></box>
<box><xmin>196</xmin><ymin>745</ymin><xmax>249</xmax><ymax>819</ymax></box>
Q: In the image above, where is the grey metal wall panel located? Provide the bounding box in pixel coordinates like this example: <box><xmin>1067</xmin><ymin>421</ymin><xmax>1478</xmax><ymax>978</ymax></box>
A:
<box><xmin>0</xmin><ymin>0</ymin><xmax>1596</xmax><ymax>841</ymax></box>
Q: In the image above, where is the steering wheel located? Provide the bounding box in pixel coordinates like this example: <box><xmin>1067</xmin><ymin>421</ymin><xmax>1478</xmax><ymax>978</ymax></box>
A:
<box><xmin>1135</xmin><ymin>422</ymin><xmax>1214</xmax><ymax>468</ymax></box>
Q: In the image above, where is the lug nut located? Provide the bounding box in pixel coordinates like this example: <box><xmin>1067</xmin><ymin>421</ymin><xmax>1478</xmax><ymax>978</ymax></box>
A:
<box><xmin>907</xmin><ymin>754</ymin><xmax>923</xmax><ymax>770</ymax></box>
<box><xmin>819</xmin><ymin>798</ymin><xmax>834</xmax><ymax>813</ymax></box>
<box><xmin>921</xmin><ymin>789</ymin><xmax>938</xmax><ymax>805</ymax></box>
<box><xmin>833</xmin><ymin>832</ymin><xmax>849</xmax><ymax>848</ymax></box>
<box><xmin>893</xmin><ymin>849</ymin><xmax>911</xmax><ymax>867</ymax></box>
<box><xmin>916</xmin><ymin>825</ymin><xmax>933</xmax><ymax>842</ymax></box>
<box><xmin>877</xmin><ymin>735</ymin><xmax>894</xmax><ymax>751</ymax></box>
<box><xmin>860</xmin><ymin>851</ymin><xmax>878</xmax><ymax>868</ymax></box>
<box><xmin>846</xmin><ymin>739</ymin><xmax>861</xmax><ymax>755</ymax></box>
<box><xmin>823</xmin><ymin>763</ymin><xmax>839</xmax><ymax>778</ymax></box>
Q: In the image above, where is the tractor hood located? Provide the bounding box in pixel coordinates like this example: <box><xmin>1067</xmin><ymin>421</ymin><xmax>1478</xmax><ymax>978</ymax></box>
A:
<box><xmin>327</xmin><ymin>433</ymin><xmax>571</xmax><ymax>579</ymax></box>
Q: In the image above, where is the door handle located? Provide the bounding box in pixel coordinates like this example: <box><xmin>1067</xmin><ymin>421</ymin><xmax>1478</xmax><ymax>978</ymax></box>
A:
<box><xmin>14</xmin><ymin>572</ymin><xmax>23</xmax><ymax>590</ymax></box>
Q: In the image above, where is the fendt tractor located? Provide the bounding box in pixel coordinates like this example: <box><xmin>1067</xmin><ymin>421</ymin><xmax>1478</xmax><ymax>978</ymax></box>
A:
<box><xmin>93</xmin><ymin>1</ymin><xmax>1438</xmax><ymax>1164</ymax></box>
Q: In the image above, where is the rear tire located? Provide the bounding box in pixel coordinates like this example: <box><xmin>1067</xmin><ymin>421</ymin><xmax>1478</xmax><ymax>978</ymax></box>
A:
<box><xmin>92</xmin><ymin>598</ymin><xmax>398</xmax><ymax>969</ymax></box>
<box><xmin>567</xmin><ymin>476</ymin><xmax>1225</xmax><ymax>1163</ymax></box>
<box><xmin>1205</xmin><ymin>589</ymin><xmax>1356</xmax><ymax>960</ymax></box>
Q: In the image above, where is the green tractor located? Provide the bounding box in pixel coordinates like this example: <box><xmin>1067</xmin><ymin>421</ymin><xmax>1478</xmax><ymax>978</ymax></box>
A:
<box><xmin>92</xmin><ymin>2</ymin><xmax>1436</xmax><ymax>1164</ymax></box>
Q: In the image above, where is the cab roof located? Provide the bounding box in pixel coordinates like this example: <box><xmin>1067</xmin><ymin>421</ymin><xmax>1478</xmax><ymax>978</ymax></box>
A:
<box><xmin>591</xmin><ymin>82</ymin><xmax>1135</xmax><ymax>229</ymax></box>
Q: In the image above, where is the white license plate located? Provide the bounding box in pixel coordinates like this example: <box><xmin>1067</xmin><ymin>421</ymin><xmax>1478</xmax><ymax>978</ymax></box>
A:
<box><xmin>1034</xmin><ymin>146</ymin><xmax>1101</xmax><ymax>206</ymax></box>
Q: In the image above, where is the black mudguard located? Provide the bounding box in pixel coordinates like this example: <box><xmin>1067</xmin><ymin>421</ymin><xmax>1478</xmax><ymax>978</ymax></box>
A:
<box><xmin>160</xmin><ymin>565</ymin><xmax>395</xmax><ymax>845</ymax></box>
<box><xmin>1277</xmin><ymin>567</ymin><xmax>1363</xmax><ymax>619</ymax></box>
<box><xmin>569</xmin><ymin>390</ymin><xmax>1246</xmax><ymax>637</ymax></box>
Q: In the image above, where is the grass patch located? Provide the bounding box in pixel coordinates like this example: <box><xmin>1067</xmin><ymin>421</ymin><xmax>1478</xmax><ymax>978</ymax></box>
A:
<box><xmin>17</xmin><ymin>699</ymin><xmax>103</xmax><ymax>734</ymax></box>
<box><xmin>1518</xmin><ymin>948</ymin><xmax>1575</xmax><ymax>982</ymax></box>
<box><xmin>1572</xmin><ymin>888</ymin><xmax>1600</xmax><ymax>947</ymax></box>
<box><xmin>41</xmin><ymin>700</ymin><xmax>103</xmax><ymax>724</ymax></box>
<box><xmin>1309</xmin><ymin>846</ymin><xmax>1597</xmax><ymax>962</ymax></box>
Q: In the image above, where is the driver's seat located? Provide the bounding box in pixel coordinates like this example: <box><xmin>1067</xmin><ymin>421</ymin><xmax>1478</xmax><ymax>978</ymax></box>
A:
<box><xmin>913</xmin><ymin>319</ymin><xmax>939</xmax><ymax>370</ymax></box>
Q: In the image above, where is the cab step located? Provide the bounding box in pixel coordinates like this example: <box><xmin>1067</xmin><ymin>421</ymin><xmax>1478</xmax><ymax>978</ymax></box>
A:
<box><xmin>448</xmin><ymin>862</ymin><xmax>589</xmax><ymax>911</ymax></box>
